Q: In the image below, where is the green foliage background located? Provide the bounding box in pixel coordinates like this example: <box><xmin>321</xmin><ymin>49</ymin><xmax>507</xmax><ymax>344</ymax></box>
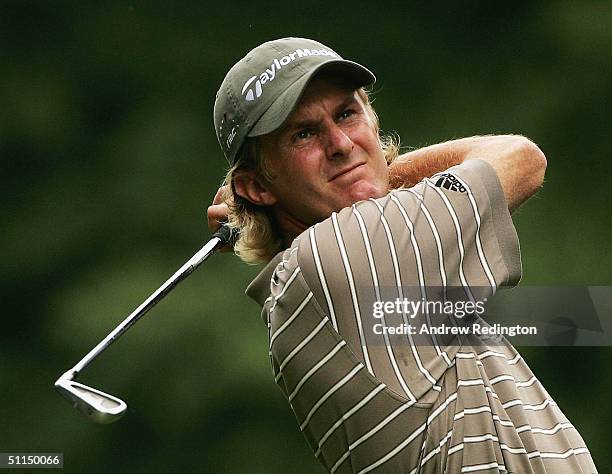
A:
<box><xmin>2</xmin><ymin>1</ymin><xmax>610</xmax><ymax>472</ymax></box>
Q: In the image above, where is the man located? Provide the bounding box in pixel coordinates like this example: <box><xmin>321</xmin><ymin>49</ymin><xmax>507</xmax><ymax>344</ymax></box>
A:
<box><xmin>208</xmin><ymin>38</ymin><xmax>596</xmax><ymax>473</ymax></box>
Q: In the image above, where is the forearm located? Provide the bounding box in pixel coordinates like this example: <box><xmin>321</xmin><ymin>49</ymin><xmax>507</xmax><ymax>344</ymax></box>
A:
<box><xmin>388</xmin><ymin>135</ymin><xmax>547</xmax><ymax>212</ymax></box>
<box><xmin>388</xmin><ymin>137</ymin><xmax>481</xmax><ymax>189</ymax></box>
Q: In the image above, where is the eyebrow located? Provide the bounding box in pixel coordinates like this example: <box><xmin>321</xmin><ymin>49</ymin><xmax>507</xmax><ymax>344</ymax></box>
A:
<box><xmin>283</xmin><ymin>94</ymin><xmax>360</xmax><ymax>132</ymax></box>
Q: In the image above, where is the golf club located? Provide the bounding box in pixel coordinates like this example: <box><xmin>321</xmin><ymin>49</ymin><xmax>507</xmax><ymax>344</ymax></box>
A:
<box><xmin>55</xmin><ymin>224</ymin><xmax>236</xmax><ymax>424</ymax></box>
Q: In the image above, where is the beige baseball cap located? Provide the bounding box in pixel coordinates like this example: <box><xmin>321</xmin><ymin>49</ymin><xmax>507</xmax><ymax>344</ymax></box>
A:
<box><xmin>214</xmin><ymin>37</ymin><xmax>376</xmax><ymax>164</ymax></box>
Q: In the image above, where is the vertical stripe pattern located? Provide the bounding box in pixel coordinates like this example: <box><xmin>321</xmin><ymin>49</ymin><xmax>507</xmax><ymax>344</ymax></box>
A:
<box><xmin>247</xmin><ymin>160</ymin><xmax>596</xmax><ymax>473</ymax></box>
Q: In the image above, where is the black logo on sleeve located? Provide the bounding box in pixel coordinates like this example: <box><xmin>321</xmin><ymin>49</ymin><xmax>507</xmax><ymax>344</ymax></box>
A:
<box><xmin>434</xmin><ymin>173</ymin><xmax>466</xmax><ymax>193</ymax></box>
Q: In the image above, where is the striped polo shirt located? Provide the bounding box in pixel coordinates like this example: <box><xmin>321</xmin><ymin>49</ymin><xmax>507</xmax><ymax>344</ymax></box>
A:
<box><xmin>246</xmin><ymin>159</ymin><xmax>597</xmax><ymax>473</ymax></box>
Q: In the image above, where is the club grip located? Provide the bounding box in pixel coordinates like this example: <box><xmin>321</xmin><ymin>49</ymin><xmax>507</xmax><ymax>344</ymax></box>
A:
<box><xmin>211</xmin><ymin>223</ymin><xmax>238</xmax><ymax>246</ymax></box>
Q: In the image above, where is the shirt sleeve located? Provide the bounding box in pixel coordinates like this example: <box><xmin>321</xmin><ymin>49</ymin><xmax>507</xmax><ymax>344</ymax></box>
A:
<box><xmin>408</xmin><ymin>158</ymin><xmax>522</xmax><ymax>288</ymax></box>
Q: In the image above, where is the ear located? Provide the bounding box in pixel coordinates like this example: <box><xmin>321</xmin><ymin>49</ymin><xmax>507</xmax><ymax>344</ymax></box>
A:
<box><xmin>233</xmin><ymin>171</ymin><xmax>278</xmax><ymax>206</ymax></box>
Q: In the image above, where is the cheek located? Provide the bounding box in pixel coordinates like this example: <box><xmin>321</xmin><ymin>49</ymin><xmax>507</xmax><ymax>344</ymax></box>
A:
<box><xmin>377</xmin><ymin>156</ymin><xmax>390</xmax><ymax>181</ymax></box>
<box><xmin>364</xmin><ymin>141</ymin><xmax>389</xmax><ymax>183</ymax></box>
<box><xmin>281</xmin><ymin>147</ymin><xmax>317</xmax><ymax>173</ymax></box>
<box><xmin>357</xmin><ymin>125</ymin><xmax>385</xmax><ymax>159</ymax></box>
<box><xmin>272</xmin><ymin>161</ymin><xmax>322</xmax><ymax>200</ymax></box>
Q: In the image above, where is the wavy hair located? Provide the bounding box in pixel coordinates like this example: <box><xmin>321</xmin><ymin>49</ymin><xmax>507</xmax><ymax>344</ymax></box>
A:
<box><xmin>222</xmin><ymin>88</ymin><xmax>399</xmax><ymax>264</ymax></box>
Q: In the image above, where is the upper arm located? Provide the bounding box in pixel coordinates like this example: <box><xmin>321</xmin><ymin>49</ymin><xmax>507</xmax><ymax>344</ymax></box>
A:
<box><xmin>408</xmin><ymin>159</ymin><xmax>523</xmax><ymax>288</ymax></box>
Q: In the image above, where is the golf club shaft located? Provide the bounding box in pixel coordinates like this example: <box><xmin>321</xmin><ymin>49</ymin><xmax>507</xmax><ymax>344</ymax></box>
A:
<box><xmin>68</xmin><ymin>225</ymin><xmax>233</xmax><ymax>377</ymax></box>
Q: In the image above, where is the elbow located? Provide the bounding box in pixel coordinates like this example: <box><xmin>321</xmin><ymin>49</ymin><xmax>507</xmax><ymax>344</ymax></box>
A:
<box><xmin>517</xmin><ymin>136</ymin><xmax>547</xmax><ymax>193</ymax></box>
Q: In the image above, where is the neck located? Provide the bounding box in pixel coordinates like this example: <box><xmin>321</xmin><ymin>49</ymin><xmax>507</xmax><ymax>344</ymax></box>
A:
<box><xmin>273</xmin><ymin>207</ymin><xmax>310</xmax><ymax>247</ymax></box>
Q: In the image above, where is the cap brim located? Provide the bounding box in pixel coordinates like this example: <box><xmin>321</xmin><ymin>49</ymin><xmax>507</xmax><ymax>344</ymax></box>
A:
<box><xmin>248</xmin><ymin>60</ymin><xmax>376</xmax><ymax>137</ymax></box>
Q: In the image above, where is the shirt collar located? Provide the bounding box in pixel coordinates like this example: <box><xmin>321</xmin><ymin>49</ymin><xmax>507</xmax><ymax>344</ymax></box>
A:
<box><xmin>245</xmin><ymin>252</ymin><xmax>284</xmax><ymax>307</ymax></box>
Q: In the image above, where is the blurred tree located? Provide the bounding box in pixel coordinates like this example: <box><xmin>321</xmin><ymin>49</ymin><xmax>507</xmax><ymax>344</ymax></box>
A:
<box><xmin>1</xmin><ymin>1</ymin><xmax>609</xmax><ymax>472</ymax></box>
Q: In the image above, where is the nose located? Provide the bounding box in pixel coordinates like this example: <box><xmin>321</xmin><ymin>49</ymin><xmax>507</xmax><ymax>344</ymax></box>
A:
<box><xmin>326</xmin><ymin>123</ymin><xmax>354</xmax><ymax>160</ymax></box>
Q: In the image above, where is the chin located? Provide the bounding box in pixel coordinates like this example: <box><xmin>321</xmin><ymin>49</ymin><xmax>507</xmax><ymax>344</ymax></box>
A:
<box><xmin>347</xmin><ymin>180</ymin><xmax>386</xmax><ymax>204</ymax></box>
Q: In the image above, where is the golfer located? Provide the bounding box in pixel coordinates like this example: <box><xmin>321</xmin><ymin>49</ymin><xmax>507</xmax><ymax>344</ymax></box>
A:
<box><xmin>208</xmin><ymin>37</ymin><xmax>596</xmax><ymax>473</ymax></box>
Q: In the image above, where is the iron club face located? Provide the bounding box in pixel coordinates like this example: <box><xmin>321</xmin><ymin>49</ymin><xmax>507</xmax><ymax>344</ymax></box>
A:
<box><xmin>55</xmin><ymin>373</ymin><xmax>126</xmax><ymax>424</ymax></box>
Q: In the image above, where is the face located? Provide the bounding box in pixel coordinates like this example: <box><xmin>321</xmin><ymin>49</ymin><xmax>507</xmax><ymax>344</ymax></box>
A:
<box><xmin>258</xmin><ymin>75</ymin><xmax>389</xmax><ymax>231</ymax></box>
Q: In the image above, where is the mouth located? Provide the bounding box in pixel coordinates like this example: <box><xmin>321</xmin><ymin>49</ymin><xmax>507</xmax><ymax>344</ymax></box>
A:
<box><xmin>329</xmin><ymin>162</ymin><xmax>366</xmax><ymax>182</ymax></box>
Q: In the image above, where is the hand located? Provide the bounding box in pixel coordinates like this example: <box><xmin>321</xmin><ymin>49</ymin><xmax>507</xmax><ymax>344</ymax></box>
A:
<box><xmin>207</xmin><ymin>185</ymin><xmax>234</xmax><ymax>252</ymax></box>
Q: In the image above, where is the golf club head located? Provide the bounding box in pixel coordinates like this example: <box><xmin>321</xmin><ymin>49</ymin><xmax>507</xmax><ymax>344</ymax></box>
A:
<box><xmin>55</xmin><ymin>375</ymin><xmax>127</xmax><ymax>424</ymax></box>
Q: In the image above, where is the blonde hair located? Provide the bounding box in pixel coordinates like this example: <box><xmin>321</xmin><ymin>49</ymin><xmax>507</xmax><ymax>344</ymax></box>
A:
<box><xmin>222</xmin><ymin>88</ymin><xmax>399</xmax><ymax>264</ymax></box>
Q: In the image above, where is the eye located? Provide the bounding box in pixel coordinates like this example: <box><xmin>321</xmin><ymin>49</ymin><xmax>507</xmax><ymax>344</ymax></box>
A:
<box><xmin>293</xmin><ymin>129</ymin><xmax>314</xmax><ymax>141</ymax></box>
<box><xmin>338</xmin><ymin>109</ymin><xmax>356</xmax><ymax>121</ymax></box>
